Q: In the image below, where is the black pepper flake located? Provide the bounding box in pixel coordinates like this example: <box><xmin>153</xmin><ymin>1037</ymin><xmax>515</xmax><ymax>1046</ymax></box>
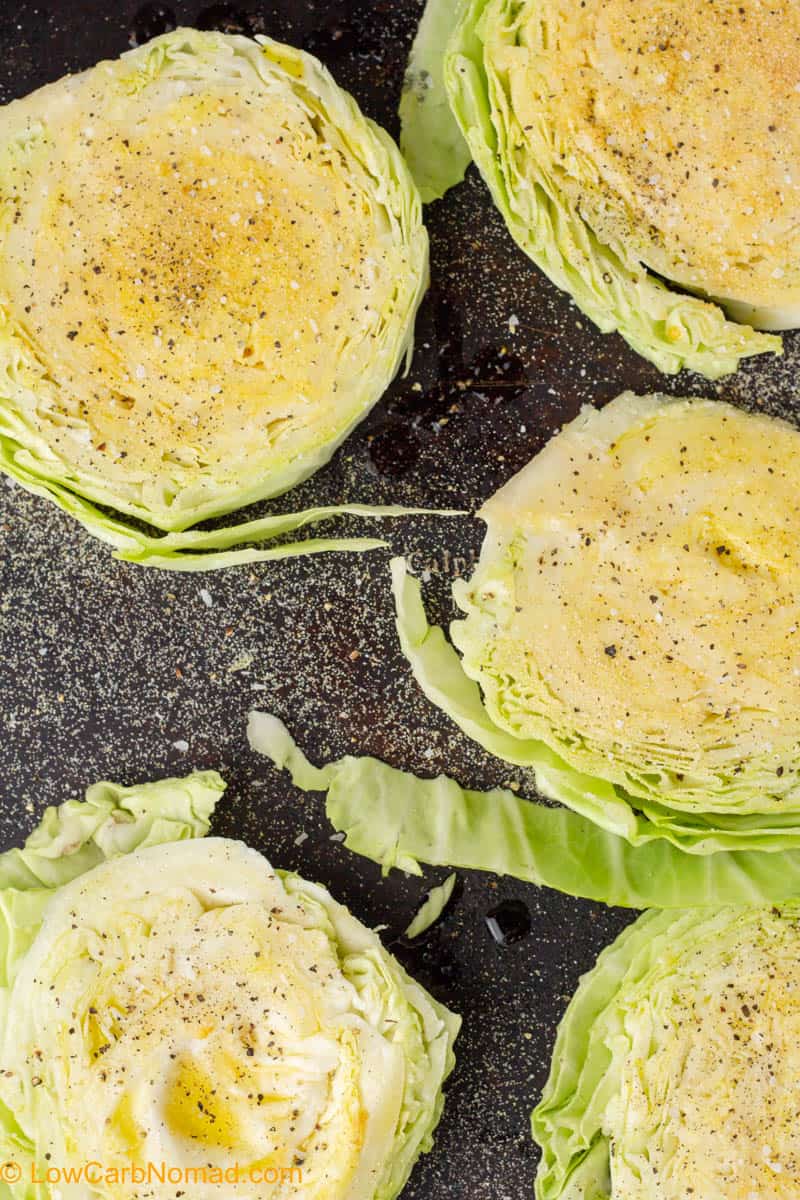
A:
<box><xmin>604</xmin><ymin>644</ymin><xmax>617</xmax><ymax>658</ymax></box>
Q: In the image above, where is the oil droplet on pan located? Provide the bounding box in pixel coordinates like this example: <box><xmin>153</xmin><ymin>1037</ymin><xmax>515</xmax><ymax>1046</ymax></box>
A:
<box><xmin>485</xmin><ymin>899</ymin><xmax>531</xmax><ymax>946</ymax></box>
<box><xmin>367</xmin><ymin>423</ymin><xmax>422</xmax><ymax>479</ymax></box>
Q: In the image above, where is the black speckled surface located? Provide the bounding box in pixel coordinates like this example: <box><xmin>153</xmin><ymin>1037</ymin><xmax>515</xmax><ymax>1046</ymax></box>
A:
<box><xmin>2</xmin><ymin>3</ymin><xmax>800</xmax><ymax>1197</ymax></box>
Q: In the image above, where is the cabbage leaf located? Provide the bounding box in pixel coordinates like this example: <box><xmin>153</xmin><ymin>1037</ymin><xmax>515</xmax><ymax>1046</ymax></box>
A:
<box><xmin>249</xmin><ymin>712</ymin><xmax>800</xmax><ymax>908</ymax></box>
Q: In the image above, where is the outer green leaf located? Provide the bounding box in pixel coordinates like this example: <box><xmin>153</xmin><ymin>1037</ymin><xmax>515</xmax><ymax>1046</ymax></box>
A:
<box><xmin>0</xmin><ymin>772</ymin><xmax>223</xmax><ymax>891</ymax></box>
<box><xmin>248</xmin><ymin>712</ymin><xmax>800</xmax><ymax>908</ymax></box>
<box><xmin>400</xmin><ymin>0</ymin><xmax>472</xmax><ymax>202</ymax></box>
<box><xmin>419</xmin><ymin>0</ymin><xmax>781</xmax><ymax>377</ymax></box>
<box><xmin>3</xmin><ymin>433</ymin><xmax>458</xmax><ymax>569</ymax></box>
<box><xmin>531</xmin><ymin>911</ymin><xmax>670</xmax><ymax>1200</ymax></box>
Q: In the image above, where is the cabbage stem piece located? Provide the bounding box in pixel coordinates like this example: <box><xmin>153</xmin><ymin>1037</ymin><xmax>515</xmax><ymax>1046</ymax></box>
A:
<box><xmin>402</xmin><ymin>0</ymin><xmax>791</xmax><ymax>376</ymax></box>
<box><xmin>534</xmin><ymin>905</ymin><xmax>800</xmax><ymax>1199</ymax></box>
<box><xmin>0</xmin><ymin>771</ymin><xmax>458</xmax><ymax>1200</ymax></box>
<box><xmin>249</xmin><ymin>712</ymin><xmax>800</xmax><ymax>908</ymax></box>
<box><xmin>404</xmin><ymin>873</ymin><xmax>457</xmax><ymax>939</ymax></box>
<box><xmin>0</xmin><ymin>29</ymin><xmax>429</xmax><ymax>565</ymax></box>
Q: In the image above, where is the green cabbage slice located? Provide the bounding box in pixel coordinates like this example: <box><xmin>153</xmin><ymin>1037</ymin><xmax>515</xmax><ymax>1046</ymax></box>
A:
<box><xmin>402</xmin><ymin>0</ymin><xmax>782</xmax><ymax>377</ymax></box>
<box><xmin>0</xmin><ymin>771</ymin><xmax>458</xmax><ymax>1200</ymax></box>
<box><xmin>533</xmin><ymin>905</ymin><xmax>800</xmax><ymax>1199</ymax></box>
<box><xmin>248</xmin><ymin>712</ymin><xmax>800</xmax><ymax>908</ymax></box>
<box><xmin>0</xmin><ymin>29</ymin><xmax>431</xmax><ymax>567</ymax></box>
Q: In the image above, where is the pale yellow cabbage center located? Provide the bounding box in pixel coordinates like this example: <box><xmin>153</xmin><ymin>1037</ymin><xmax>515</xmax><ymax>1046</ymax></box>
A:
<box><xmin>497</xmin><ymin>0</ymin><xmax>800</xmax><ymax>325</ymax></box>
<box><xmin>456</xmin><ymin>393</ymin><xmax>800</xmax><ymax>811</ymax></box>
<box><xmin>0</xmin><ymin>839</ymin><xmax>407</xmax><ymax>1200</ymax></box>
<box><xmin>0</xmin><ymin>36</ymin><xmax>416</xmax><ymax>523</ymax></box>
<box><xmin>606</xmin><ymin>909</ymin><xmax>800</xmax><ymax>1199</ymax></box>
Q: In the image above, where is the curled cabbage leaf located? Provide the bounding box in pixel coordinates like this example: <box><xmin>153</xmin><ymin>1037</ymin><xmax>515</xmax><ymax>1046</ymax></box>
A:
<box><xmin>0</xmin><ymin>771</ymin><xmax>458</xmax><ymax>1200</ymax></box>
<box><xmin>249</xmin><ymin>712</ymin><xmax>800</xmax><ymax>909</ymax></box>
<box><xmin>391</xmin><ymin>393</ymin><xmax>800</xmax><ymax>855</ymax></box>
<box><xmin>0</xmin><ymin>29</ymin><xmax>429</xmax><ymax>567</ymax></box>
<box><xmin>401</xmin><ymin>0</ymin><xmax>788</xmax><ymax>377</ymax></box>
<box><xmin>533</xmin><ymin>904</ymin><xmax>800</xmax><ymax>1199</ymax></box>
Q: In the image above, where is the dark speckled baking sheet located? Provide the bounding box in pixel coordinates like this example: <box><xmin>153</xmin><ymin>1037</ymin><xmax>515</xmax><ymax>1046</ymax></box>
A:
<box><xmin>2</xmin><ymin>3</ymin><xmax>800</xmax><ymax>1197</ymax></box>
